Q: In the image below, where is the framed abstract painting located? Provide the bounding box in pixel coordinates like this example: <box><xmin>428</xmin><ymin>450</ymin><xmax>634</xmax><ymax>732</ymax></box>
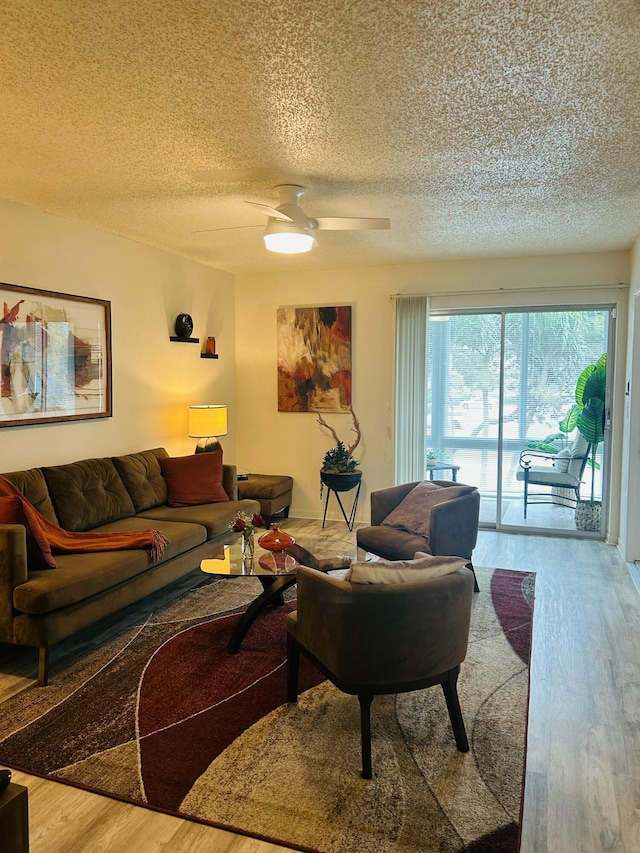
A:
<box><xmin>0</xmin><ymin>282</ymin><xmax>112</xmax><ymax>428</ymax></box>
<box><xmin>277</xmin><ymin>304</ymin><xmax>352</xmax><ymax>412</ymax></box>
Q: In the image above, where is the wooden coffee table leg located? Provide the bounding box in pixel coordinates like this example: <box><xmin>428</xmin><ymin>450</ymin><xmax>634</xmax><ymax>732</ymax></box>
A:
<box><xmin>227</xmin><ymin>575</ymin><xmax>297</xmax><ymax>653</ymax></box>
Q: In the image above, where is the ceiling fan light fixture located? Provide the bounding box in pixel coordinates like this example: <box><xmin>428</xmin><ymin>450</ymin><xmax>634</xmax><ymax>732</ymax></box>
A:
<box><xmin>263</xmin><ymin>231</ymin><xmax>315</xmax><ymax>253</ymax></box>
<box><xmin>243</xmin><ymin>185</ymin><xmax>389</xmax><ymax>254</ymax></box>
<box><xmin>263</xmin><ymin>218</ymin><xmax>317</xmax><ymax>254</ymax></box>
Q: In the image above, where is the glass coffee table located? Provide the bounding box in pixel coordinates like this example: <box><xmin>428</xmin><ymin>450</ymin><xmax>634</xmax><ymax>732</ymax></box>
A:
<box><xmin>201</xmin><ymin>544</ymin><xmax>303</xmax><ymax>653</ymax></box>
<box><xmin>201</xmin><ymin>541</ymin><xmax>351</xmax><ymax>653</ymax></box>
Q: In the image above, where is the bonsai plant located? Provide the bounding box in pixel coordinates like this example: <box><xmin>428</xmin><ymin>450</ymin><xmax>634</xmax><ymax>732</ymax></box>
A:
<box><xmin>317</xmin><ymin>408</ymin><xmax>362</xmax><ymax>497</ymax></box>
<box><xmin>559</xmin><ymin>353</ymin><xmax>607</xmax><ymax>529</ymax></box>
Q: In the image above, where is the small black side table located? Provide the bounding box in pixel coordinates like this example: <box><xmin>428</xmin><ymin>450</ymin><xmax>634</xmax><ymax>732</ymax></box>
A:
<box><xmin>0</xmin><ymin>782</ymin><xmax>29</xmax><ymax>853</ymax></box>
<box><xmin>426</xmin><ymin>463</ymin><xmax>461</xmax><ymax>482</ymax></box>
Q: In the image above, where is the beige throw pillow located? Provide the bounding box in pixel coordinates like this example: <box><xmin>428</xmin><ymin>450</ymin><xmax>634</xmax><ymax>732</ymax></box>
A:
<box><xmin>346</xmin><ymin>553</ymin><xmax>470</xmax><ymax>584</ymax></box>
<box><xmin>553</xmin><ymin>448</ymin><xmax>571</xmax><ymax>473</ymax></box>
<box><xmin>381</xmin><ymin>481</ymin><xmax>475</xmax><ymax>537</ymax></box>
<box><xmin>567</xmin><ymin>433</ymin><xmax>590</xmax><ymax>479</ymax></box>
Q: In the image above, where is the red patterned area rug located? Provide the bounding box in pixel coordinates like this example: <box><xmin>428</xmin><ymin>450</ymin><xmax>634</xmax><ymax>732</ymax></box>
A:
<box><xmin>0</xmin><ymin>566</ymin><xmax>534</xmax><ymax>853</ymax></box>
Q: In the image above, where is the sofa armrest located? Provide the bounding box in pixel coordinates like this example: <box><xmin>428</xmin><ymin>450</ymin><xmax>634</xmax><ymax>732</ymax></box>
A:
<box><xmin>223</xmin><ymin>465</ymin><xmax>238</xmax><ymax>501</ymax></box>
<box><xmin>429</xmin><ymin>490</ymin><xmax>480</xmax><ymax>559</ymax></box>
<box><xmin>370</xmin><ymin>481</ymin><xmax>420</xmax><ymax>526</ymax></box>
<box><xmin>0</xmin><ymin>524</ymin><xmax>29</xmax><ymax>643</ymax></box>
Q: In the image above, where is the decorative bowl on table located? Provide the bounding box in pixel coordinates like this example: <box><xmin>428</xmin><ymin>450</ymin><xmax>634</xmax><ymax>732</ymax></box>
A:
<box><xmin>258</xmin><ymin>523</ymin><xmax>295</xmax><ymax>552</ymax></box>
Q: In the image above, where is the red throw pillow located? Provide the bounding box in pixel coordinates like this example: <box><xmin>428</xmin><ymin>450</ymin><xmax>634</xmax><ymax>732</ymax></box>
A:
<box><xmin>0</xmin><ymin>496</ymin><xmax>57</xmax><ymax>569</ymax></box>
<box><xmin>159</xmin><ymin>452</ymin><xmax>229</xmax><ymax>507</ymax></box>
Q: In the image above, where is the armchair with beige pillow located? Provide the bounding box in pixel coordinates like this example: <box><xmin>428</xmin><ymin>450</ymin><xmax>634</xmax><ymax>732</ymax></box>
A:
<box><xmin>287</xmin><ymin>557</ymin><xmax>475</xmax><ymax>778</ymax></box>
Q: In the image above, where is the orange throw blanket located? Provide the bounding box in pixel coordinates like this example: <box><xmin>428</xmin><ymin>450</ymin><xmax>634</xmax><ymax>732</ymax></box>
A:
<box><xmin>0</xmin><ymin>475</ymin><xmax>169</xmax><ymax>568</ymax></box>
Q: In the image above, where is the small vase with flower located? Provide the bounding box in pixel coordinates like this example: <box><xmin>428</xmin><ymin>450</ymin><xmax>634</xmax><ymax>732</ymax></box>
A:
<box><xmin>230</xmin><ymin>511</ymin><xmax>266</xmax><ymax>569</ymax></box>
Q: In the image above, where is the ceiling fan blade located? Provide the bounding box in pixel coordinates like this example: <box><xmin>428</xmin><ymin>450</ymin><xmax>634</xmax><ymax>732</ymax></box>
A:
<box><xmin>191</xmin><ymin>224</ymin><xmax>263</xmax><ymax>234</ymax></box>
<box><xmin>311</xmin><ymin>217</ymin><xmax>391</xmax><ymax>231</ymax></box>
<box><xmin>245</xmin><ymin>201</ymin><xmax>294</xmax><ymax>222</ymax></box>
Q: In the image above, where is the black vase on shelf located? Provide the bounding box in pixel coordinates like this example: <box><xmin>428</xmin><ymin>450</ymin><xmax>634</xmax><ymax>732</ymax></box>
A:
<box><xmin>174</xmin><ymin>313</ymin><xmax>194</xmax><ymax>338</ymax></box>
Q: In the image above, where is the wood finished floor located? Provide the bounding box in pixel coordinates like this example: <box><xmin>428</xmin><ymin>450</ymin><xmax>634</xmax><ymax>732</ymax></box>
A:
<box><xmin>1</xmin><ymin>518</ymin><xmax>639</xmax><ymax>853</ymax></box>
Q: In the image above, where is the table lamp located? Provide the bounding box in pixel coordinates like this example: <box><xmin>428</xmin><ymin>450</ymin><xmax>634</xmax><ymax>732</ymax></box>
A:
<box><xmin>189</xmin><ymin>404</ymin><xmax>228</xmax><ymax>453</ymax></box>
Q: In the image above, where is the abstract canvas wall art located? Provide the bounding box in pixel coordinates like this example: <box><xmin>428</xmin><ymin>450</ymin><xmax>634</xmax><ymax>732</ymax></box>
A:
<box><xmin>277</xmin><ymin>305</ymin><xmax>352</xmax><ymax>412</ymax></box>
<box><xmin>0</xmin><ymin>282</ymin><xmax>112</xmax><ymax>428</ymax></box>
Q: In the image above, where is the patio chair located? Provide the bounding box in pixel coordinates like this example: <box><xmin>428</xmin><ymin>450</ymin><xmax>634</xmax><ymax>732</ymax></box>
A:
<box><xmin>516</xmin><ymin>433</ymin><xmax>591</xmax><ymax>518</ymax></box>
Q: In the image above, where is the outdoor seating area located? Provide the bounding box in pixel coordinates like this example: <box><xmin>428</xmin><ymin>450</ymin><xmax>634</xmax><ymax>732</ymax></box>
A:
<box><xmin>516</xmin><ymin>434</ymin><xmax>591</xmax><ymax>518</ymax></box>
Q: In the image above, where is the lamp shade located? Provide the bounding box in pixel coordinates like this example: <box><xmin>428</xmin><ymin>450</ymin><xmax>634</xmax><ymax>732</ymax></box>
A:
<box><xmin>263</xmin><ymin>218</ymin><xmax>318</xmax><ymax>254</ymax></box>
<box><xmin>188</xmin><ymin>405</ymin><xmax>228</xmax><ymax>438</ymax></box>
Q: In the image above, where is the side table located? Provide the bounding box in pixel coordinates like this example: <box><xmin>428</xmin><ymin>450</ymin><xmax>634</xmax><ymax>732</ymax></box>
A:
<box><xmin>0</xmin><ymin>782</ymin><xmax>29</xmax><ymax>853</ymax></box>
<box><xmin>426</xmin><ymin>463</ymin><xmax>461</xmax><ymax>482</ymax></box>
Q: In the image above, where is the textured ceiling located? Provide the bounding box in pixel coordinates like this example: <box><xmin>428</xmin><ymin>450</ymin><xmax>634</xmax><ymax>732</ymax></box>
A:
<box><xmin>1</xmin><ymin>0</ymin><xmax>639</xmax><ymax>274</ymax></box>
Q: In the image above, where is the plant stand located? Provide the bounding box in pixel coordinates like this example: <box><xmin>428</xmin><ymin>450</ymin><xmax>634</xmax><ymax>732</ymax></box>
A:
<box><xmin>322</xmin><ymin>479</ymin><xmax>362</xmax><ymax>531</ymax></box>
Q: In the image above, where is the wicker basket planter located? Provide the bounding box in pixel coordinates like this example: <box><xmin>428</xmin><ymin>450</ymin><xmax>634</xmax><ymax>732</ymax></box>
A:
<box><xmin>575</xmin><ymin>500</ymin><xmax>602</xmax><ymax>531</ymax></box>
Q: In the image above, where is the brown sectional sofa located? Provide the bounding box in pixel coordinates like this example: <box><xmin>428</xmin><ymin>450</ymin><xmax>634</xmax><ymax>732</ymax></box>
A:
<box><xmin>0</xmin><ymin>447</ymin><xmax>260</xmax><ymax>686</ymax></box>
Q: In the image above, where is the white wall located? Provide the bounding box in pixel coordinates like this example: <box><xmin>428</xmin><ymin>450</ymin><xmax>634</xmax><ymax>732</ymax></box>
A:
<box><xmin>620</xmin><ymin>235</ymin><xmax>640</xmax><ymax>560</ymax></box>
<box><xmin>235</xmin><ymin>252</ymin><xmax>630</xmax><ymax>528</ymax></box>
<box><xmin>0</xmin><ymin>199</ymin><xmax>237</xmax><ymax>472</ymax></box>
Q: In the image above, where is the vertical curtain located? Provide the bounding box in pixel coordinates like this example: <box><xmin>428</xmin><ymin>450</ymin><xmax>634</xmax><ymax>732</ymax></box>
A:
<box><xmin>394</xmin><ymin>296</ymin><xmax>429</xmax><ymax>484</ymax></box>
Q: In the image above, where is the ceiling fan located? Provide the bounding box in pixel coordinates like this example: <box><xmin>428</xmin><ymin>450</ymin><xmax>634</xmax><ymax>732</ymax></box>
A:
<box><xmin>196</xmin><ymin>184</ymin><xmax>390</xmax><ymax>254</ymax></box>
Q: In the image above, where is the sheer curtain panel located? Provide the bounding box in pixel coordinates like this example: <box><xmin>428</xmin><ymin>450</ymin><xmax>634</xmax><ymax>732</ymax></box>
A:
<box><xmin>394</xmin><ymin>296</ymin><xmax>429</xmax><ymax>484</ymax></box>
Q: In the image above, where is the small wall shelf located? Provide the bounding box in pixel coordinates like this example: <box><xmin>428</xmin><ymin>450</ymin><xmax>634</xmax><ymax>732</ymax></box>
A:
<box><xmin>200</xmin><ymin>353</ymin><xmax>219</xmax><ymax>359</ymax></box>
<box><xmin>170</xmin><ymin>336</ymin><xmax>200</xmax><ymax>343</ymax></box>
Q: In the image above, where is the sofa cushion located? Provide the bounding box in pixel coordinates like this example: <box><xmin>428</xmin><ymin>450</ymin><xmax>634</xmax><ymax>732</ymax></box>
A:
<box><xmin>381</xmin><ymin>481</ymin><xmax>475</xmax><ymax>537</ymax></box>
<box><xmin>237</xmin><ymin>474</ymin><xmax>293</xmax><ymax>501</ymax></box>
<box><xmin>0</xmin><ymin>496</ymin><xmax>56</xmax><ymax>570</ymax></box>
<box><xmin>12</xmin><ymin>516</ymin><xmax>207</xmax><ymax>615</ymax></box>
<box><xmin>356</xmin><ymin>524</ymin><xmax>430</xmax><ymax>561</ymax></box>
<box><xmin>516</xmin><ymin>467</ymin><xmax>581</xmax><ymax>486</ymax></box>
<box><xmin>137</xmin><ymin>498</ymin><xmax>260</xmax><ymax>540</ymax></box>
<box><xmin>159</xmin><ymin>452</ymin><xmax>228</xmax><ymax>507</ymax></box>
<box><xmin>112</xmin><ymin>448</ymin><xmax>169</xmax><ymax>512</ymax></box>
<box><xmin>43</xmin><ymin>458</ymin><xmax>136</xmax><ymax>532</ymax></box>
<box><xmin>346</xmin><ymin>553</ymin><xmax>469</xmax><ymax>584</ymax></box>
<box><xmin>1</xmin><ymin>468</ymin><xmax>59</xmax><ymax>524</ymax></box>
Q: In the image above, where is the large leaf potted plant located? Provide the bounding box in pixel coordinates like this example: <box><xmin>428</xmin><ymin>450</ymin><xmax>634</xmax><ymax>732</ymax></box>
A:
<box><xmin>317</xmin><ymin>408</ymin><xmax>362</xmax><ymax>498</ymax></box>
<box><xmin>559</xmin><ymin>353</ymin><xmax>607</xmax><ymax>531</ymax></box>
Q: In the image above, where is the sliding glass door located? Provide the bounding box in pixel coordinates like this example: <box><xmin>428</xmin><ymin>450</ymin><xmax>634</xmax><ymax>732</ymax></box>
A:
<box><xmin>426</xmin><ymin>306</ymin><xmax>612</xmax><ymax>536</ymax></box>
<box><xmin>427</xmin><ymin>313</ymin><xmax>502</xmax><ymax>524</ymax></box>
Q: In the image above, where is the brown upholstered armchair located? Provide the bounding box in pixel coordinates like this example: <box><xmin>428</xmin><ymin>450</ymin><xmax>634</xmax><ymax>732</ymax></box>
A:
<box><xmin>356</xmin><ymin>480</ymin><xmax>480</xmax><ymax>589</ymax></box>
<box><xmin>287</xmin><ymin>564</ymin><xmax>475</xmax><ymax>778</ymax></box>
